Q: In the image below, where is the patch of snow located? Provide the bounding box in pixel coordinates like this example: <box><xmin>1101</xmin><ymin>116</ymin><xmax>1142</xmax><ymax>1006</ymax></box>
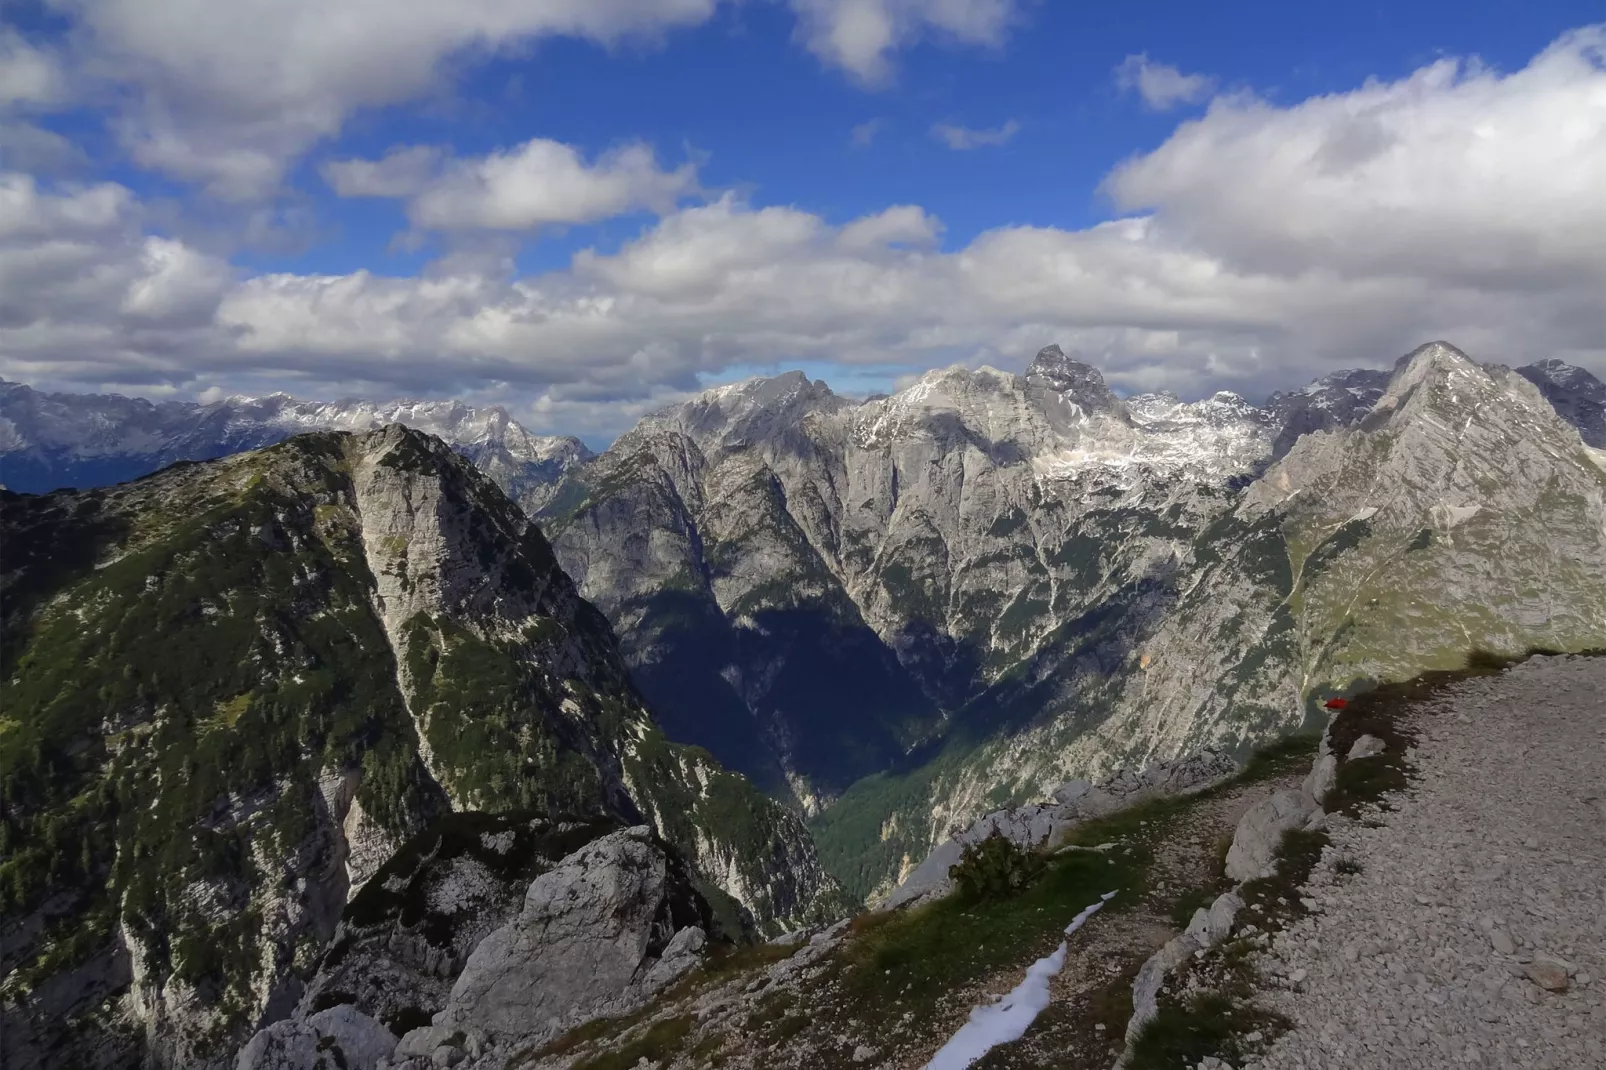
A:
<box><xmin>1349</xmin><ymin>506</ymin><xmax>1378</xmax><ymax>522</ymax></box>
<box><xmin>922</xmin><ymin>891</ymin><xmax>1117</xmax><ymax>1070</ymax></box>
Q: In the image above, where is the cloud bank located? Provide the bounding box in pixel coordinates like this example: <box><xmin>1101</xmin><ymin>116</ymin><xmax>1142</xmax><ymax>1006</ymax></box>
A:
<box><xmin>3</xmin><ymin>27</ymin><xmax>1604</xmax><ymax>439</ymax></box>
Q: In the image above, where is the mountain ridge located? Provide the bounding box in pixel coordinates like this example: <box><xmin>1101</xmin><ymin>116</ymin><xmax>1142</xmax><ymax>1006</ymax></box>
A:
<box><xmin>0</xmin><ymin>426</ymin><xmax>840</xmax><ymax>1069</ymax></box>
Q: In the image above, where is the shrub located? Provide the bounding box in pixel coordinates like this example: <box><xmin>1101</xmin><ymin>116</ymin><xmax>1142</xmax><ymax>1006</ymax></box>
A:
<box><xmin>951</xmin><ymin>831</ymin><xmax>1044</xmax><ymax>902</ymax></box>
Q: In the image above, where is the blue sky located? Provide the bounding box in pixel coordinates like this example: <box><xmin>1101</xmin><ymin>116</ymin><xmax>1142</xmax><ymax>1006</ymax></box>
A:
<box><xmin>2</xmin><ymin>1</ymin><xmax>1604</xmax><ymax>438</ymax></box>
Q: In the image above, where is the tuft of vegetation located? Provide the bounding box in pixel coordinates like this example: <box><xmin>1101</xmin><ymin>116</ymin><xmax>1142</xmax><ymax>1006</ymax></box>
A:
<box><xmin>951</xmin><ymin>832</ymin><xmax>1046</xmax><ymax>902</ymax></box>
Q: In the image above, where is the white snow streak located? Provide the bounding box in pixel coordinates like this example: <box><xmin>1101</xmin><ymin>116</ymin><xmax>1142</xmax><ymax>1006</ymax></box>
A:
<box><xmin>922</xmin><ymin>891</ymin><xmax>1118</xmax><ymax>1070</ymax></box>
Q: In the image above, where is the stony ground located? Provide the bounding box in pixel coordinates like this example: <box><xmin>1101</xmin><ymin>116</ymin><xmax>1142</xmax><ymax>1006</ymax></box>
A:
<box><xmin>1246</xmin><ymin>655</ymin><xmax>1606</xmax><ymax>1070</ymax></box>
<box><xmin>515</xmin><ymin>754</ymin><xmax>1313</xmax><ymax>1070</ymax></box>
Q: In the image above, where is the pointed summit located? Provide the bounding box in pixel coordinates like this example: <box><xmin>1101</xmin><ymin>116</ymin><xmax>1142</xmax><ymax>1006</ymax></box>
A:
<box><xmin>1024</xmin><ymin>344</ymin><xmax>1121</xmax><ymax>415</ymax></box>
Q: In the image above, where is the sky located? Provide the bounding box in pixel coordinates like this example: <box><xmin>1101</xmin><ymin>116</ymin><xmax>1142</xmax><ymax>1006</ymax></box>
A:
<box><xmin>2</xmin><ymin>1</ymin><xmax>1604</xmax><ymax>441</ymax></box>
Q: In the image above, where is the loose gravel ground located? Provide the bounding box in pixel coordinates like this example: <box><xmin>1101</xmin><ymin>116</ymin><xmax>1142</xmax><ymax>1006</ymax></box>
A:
<box><xmin>1247</xmin><ymin>655</ymin><xmax>1606</xmax><ymax>1070</ymax></box>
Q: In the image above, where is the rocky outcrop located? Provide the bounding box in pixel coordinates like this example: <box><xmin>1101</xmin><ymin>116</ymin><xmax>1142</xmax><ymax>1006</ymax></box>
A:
<box><xmin>390</xmin><ymin>827</ymin><xmax>710</xmax><ymax>1063</ymax></box>
<box><xmin>1223</xmin><ymin>789</ymin><xmax>1322</xmax><ymax>883</ymax></box>
<box><xmin>236</xmin><ymin>1006</ymin><xmax>397</xmax><ymax>1070</ymax></box>
<box><xmin>884</xmin><ymin>749</ymin><xmax>1239</xmax><ymax>909</ymax></box>
<box><xmin>1121</xmin><ymin>890</ymin><xmax>1246</xmax><ymax>1057</ymax></box>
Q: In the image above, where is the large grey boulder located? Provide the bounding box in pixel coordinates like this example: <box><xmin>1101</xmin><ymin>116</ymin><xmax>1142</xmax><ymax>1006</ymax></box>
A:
<box><xmin>408</xmin><ymin>826</ymin><xmax>710</xmax><ymax>1053</ymax></box>
<box><xmin>1224</xmin><ymin>789</ymin><xmax>1319</xmax><ymax>882</ymax></box>
<box><xmin>235</xmin><ymin>1006</ymin><xmax>397</xmax><ymax>1070</ymax></box>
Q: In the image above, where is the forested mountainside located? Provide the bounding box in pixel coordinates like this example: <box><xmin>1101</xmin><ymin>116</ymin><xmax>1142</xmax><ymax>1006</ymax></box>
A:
<box><xmin>529</xmin><ymin>343</ymin><xmax>1606</xmax><ymax>898</ymax></box>
<box><xmin>0</xmin><ymin>427</ymin><xmax>840</xmax><ymax>1069</ymax></box>
<box><xmin>0</xmin><ymin>380</ymin><xmax>592</xmax><ymax>499</ymax></box>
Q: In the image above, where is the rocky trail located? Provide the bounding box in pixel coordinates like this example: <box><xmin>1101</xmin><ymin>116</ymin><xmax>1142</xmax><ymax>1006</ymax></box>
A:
<box><xmin>1241</xmin><ymin>654</ymin><xmax>1606</xmax><ymax>1070</ymax></box>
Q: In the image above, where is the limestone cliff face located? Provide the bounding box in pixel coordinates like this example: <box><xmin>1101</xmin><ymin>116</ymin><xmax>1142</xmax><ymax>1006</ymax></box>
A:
<box><xmin>530</xmin><ymin>344</ymin><xmax>1606</xmax><ymax>898</ymax></box>
<box><xmin>0</xmin><ymin>428</ymin><xmax>838</xmax><ymax>1070</ymax></box>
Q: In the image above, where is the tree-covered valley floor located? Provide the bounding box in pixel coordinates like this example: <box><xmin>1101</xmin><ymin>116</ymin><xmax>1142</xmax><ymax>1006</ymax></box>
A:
<box><xmin>514</xmin><ymin>737</ymin><xmax>1319</xmax><ymax>1070</ymax></box>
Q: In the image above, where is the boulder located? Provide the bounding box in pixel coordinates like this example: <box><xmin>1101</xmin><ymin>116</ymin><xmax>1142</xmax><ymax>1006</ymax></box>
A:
<box><xmin>422</xmin><ymin>826</ymin><xmax>710</xmax><ymax>1048</ymax></box>
<box><xmin>1224</xmin><ymin>789</ymin><xmax>1318</xmax><ymax>882</ymax></box>
<box><xmin>1301</xmin><ymin>752</ymin><xmax>1336</xmax><ymax>806</ymax></box>
<box><xmin>236</xmin><ymin>1005</ymin><xmax>397</xmax><ymax>1070</ymax></box>
<box><xmin>1184</xmin><ymin>891</ymin><xmax>1244</xmax><ymax>947</ymax></box>
<box><xmin>1347</xmin><ymin>734</ymin><xmax>1386</xmax><ymax>760</ymax></box>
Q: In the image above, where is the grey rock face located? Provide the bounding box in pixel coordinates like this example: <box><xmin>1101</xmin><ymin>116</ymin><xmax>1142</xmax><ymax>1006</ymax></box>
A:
<box><xmin>1263</xmin><ymin>368</ymin><xmax>1390</xmax><ymax>459</ymax></box>
<box><xmin>407</xmin><ymin>827</ymin><xmax>710</xmax><ymax>1052</ymax></box>
<box><xmin>1225</xmin><ymin>789</ymin><xmax>1320</xmax><ymax>882</ymax></box>
<box><xmin>297</xmin><ymin>816</ymin><xmax>621</xmax><ymax>1041</ymax></box>
<box><xmin>0</xmin><ymin>427</ymin><xmax>838</xmax><ymax>1070</ymax></box>
<box><xmin>1516</xmin><ymin>358</ymin><xmax>1606</xmax><ymax>447</ymax></box>
<box><xmin>235</xmin><ymin>1006</ymin><xmax>397</xmax><ymax>1070</ymax></box>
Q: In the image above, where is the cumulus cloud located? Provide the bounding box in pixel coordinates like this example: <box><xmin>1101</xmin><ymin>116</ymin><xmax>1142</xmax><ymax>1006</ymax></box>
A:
<box><xmin>4</xmin><ymin>28</ymin><xmax>1605</xmax><ymax>436</ymax></box>
<box><xmin>47</xmin><ymin>0</ymin><xmax>724</xmax><ymax>199</ymax></box>
<box><xmin>321</xmin><ymin>145</ymin><xmax>445</xmax><ymax>199</ymax></box>
<box><xmin>326</xmin><ymin>139</ymin><xmax>699</xmax><ymax>232</ymax></box>
<box><xmin>0</xmin><ymin>30</ymin><xmax>67</xmax><ymax>108</ymax></box>
<box><xmin>39</xmin><ymin>0</ymin><xmax>1022</xmax><ymax>198</ymax></box>
<box><xmin>789</xmin><ymin>0</ymin><xmax>1020</xmax><ymax>85</ymax></box>
<box><xmin>1104</xmin><ymin>28</ymin><xmax>1606</xmax><ymax>285</ymax></box>
<box><xmin>931</xmin><ymin>118</ymin><xmax>1021</xmax><ymax>150</ymax></box>
<box><xmin>1114</xmin><ymin>53</ymin><xmax>1215</xmax><ymax>110</ymax></box>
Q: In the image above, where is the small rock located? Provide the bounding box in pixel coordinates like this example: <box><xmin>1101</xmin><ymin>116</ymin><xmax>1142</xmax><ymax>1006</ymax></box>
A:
<box><xmin>1347</xmin><ymin>734</ymin><xmax>1387</xmax><ymax>760</ymax></box>
<box><xmin>852</xmin><ymin>1045</ymin><xmax>876</xmax><ymax>1062</ymax></box>
<box><xmin>1489</xmin><ymin>929</ymin><xmax>1516</xmax><ymax>955</ymax></box>
<box><xmin>1524</xmin><ymin>959</ymin><xmax>1570</xmax><ymax>992</ymax></box>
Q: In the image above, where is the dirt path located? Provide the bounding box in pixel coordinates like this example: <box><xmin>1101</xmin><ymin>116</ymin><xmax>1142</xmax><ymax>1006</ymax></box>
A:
<box><xmin>1246</xmin><ymin>654</ymin><xmax>1606</xmax><ymax>1070</ymax></box>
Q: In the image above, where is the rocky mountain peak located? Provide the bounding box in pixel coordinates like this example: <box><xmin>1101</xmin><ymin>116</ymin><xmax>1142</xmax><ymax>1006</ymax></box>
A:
<box><xmin>1023</xmin><ymin>344</ymin><xmax>1122</xmax><ymax>415</ymax></box>
<box><xmin>1517</xmin><ymin>359</ymin><xmax>1606</xmax><ymax>448</ymax></box>
<box><xmin>641</xmin><ymin>370</ymin><xmax>847</xmax><ymax>455</ymax></box>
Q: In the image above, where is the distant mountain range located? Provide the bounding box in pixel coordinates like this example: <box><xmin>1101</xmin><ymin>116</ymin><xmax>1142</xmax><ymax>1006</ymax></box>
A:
<box><xmin>0</xmin><ymin>383</ymin><xmax>593</xmax><ymax>498</ymax></box>
<box><xmin>521</xmin><ymin>345</ymin><xmax>1606</xmax><ymax>897</ymax></box>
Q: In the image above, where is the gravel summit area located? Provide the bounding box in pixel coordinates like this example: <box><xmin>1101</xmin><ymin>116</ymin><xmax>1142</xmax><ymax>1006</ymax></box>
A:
<box><xmin>1248</xmin><ymin>655</ymin><xmax>1606</xmax><ymax>1070</ymax></box>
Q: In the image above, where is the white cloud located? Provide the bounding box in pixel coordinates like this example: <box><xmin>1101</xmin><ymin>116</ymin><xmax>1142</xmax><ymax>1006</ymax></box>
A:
<box><xmin>931</xmin><ymin>118</ymin><xmax>1020</xmax><ymax>150</ymax></box>
<box><xmin>788</xmin><ymin>0</ymin><xmax>1020</xmax><ymax>85</ymax></box>
<box><xmin>328</xmin><ymin>139</ymin><xmax>701</xmax><ymax>232</ymax></box>
<box><xmin>0</xmin><ymin>30</ymin><xmax>67</xmax><ymax>108</ymax></box>
<box><xmin>851</xmin><ymin>118</ymin><xmax>885</xmax><ymax>146</ymax></box>
<box><xmin>39</xmin><ymin>0</ymin><xmax>1022</xmax><ymax>198</ymax></box>
<box><xmin>837</xmin><ymin>204</ymin><xmax>941</xmax><ymax>249</ymax></box>
<box><xmin>321</xmin><ymin>145</ymin><xmax>445</xmax><ymax>198</ymax></box>
<box><xmin>4</xmin><ymin>28</ymin><xmax>1606</xmax><ymax>435</ymax></box>
<box><xmin>1104</xmin><ymin>27</ymin><xmax>1606</xmax><ymax>285</ymax></box>
<box><xmin>1115</xmin><ymin>53</ymin><xmax>1215</xmax><ymax>111</ymax></box>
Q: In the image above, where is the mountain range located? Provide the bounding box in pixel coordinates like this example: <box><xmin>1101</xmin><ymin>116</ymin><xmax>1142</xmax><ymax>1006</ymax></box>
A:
<box><xmin>516</xmin><ymin>344</ymin><xmax>1606</xmax><ymax>897</ymax></box>
<box><xmin>5</xmin><ymin>343</ymin><xmax>1605</xmax><ymax>912</ymax></box>
<box><xmin>0</xmin><ymin>382</ymin><xmax>594</xmax><ymax>501</ymax></box>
